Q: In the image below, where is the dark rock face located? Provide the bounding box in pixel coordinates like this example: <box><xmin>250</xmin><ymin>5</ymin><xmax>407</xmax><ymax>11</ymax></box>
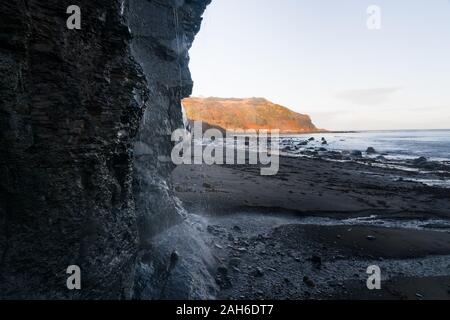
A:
<box><xmin>0</xmin><ymin>0</ymin><xmax>210</xmax><ymax>299</ymax></box>
<box><xmin>129</xmin><ymin>0</ymin><xmax>210</xmax><ymax>241</ymax></box>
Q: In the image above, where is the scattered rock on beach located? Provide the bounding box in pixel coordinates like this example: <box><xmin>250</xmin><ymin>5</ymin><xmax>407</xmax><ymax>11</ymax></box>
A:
<box><xmin>216</xmin><ymin>266</ymin><xmax>232</xmax><ymax>289</ymax></box>
<box><xmin>366</xmin><ymin>235</ymin><xmax>376</xmax><ymax>241</ymax></box>
<box><xmin>366</xmin><ymin>147</ymin><xmax>376</xmax><ymax>154</ymax></box>
<box><xmin>310</xmin><ymin>255</ymin><xmax>322</xmax><ymax>268</ymax></box>
<box><xmin>170</xmin><ymin>250</ymin><xmax>179</xmax><ymax>266</ymax></box>
<box><xmin>351</xmin><ymin>150</ymin><xmax>363</xmax><ymax>157</ymax></box>
<box><xmin>326</xmin><ymin>151</ymin><xmax>343</xmax><ymax>160</ymax></box>
<box><xmin>303</xmin><ymin>276</ymin><xmax>316</xmax><ymax>288</ymax></box>
<box><xmin>229</xmin><ymin>257</ymin><xmax>242</xmax><ymax>267</ymax></box>
<box><xmin>251</xmin><ymin>267</ymin><xmax>264</xmax><ymax>277</ymax></box>
<box><xmin>412</xmin><ymin>157</ymin><xmax>428</xmax><ymax>166</ymax></box>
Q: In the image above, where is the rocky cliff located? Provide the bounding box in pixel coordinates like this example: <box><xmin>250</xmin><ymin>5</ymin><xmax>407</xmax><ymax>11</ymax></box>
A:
<box><xmin>0</xmin><ymin>0</ymin><xmax>210</xmax><ymax>299</ymax></box>
<box><xmin>183</xmin><ymin>97</ymin><xmax>323</xmax><ymax>133</ymax></box>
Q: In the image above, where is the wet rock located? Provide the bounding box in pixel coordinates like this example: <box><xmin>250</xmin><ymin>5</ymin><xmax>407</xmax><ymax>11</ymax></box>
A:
<box><xmin>366</xmin><ymin>235</ymin><xmax>377</xmax><ymax>241</ymax></box>
<box><xmin>303</xmin><ymin>276</ymin><xmax>316</xmax><ymax>288</ymax></box>
<box><xmin>366</xmin><ymin>147</ymin><xmax>376</xmax><ymax>154</ymax></box>
<box><xmin>326</xmin><ymin>151</ymin><xmax>343</xmax><ymax>160</ymax></box>
<box><xmin>170</xmin><ymin>250</ymin><xmax>180</xmax><ymax>266</ymax></box>
<box><xmin>305</xmin><ymin>150</ymin><xmax>319</xmax><ymax>156</ymax></box>
<box><xmin>229</xmin><ymin>257</ymin><xmax>242</xmax><ymax>267</ymax></box>
<box><xmin>251</xmin><ymin>267</ymin><xmax>264</xmax><ymax>277</ymax></box>
<box><xmin>311</xmin><ymin>255</ymin><xmax>322</xmax><ymax>267</ymax></box>
<box><xmin>215</xmin><ymin>266</ymin><xmax>232</xmax><ymax>289</ymax></box>
<box><xmin>422</xmin><ymin>161</ymin><xmax>442</xmax><ymax>170</ymax></box>
<box><xmin>351</xmin><ymin>150</ymin><xmax>363</xmax><ymax>157</ymax></box>
<box><xmin>0</xmin><ymin>0</ymin><xmax>212</xmax><ymax>299</ymax></box>
<box><xmin>308</xmin><ymin>137</ymin><xmax>315</xmax><ymax>141</ymax></box>
<box><xmin>412</xmin><ymin>157</ymin><xmax>428</xmax><ymax>166</ymax></box>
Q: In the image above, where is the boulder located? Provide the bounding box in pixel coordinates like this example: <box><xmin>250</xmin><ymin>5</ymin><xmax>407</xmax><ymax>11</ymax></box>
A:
<box><xmin>412</xmin><ymin>157</ymin><xmax>428</xmax><ymax>166</ymax></box>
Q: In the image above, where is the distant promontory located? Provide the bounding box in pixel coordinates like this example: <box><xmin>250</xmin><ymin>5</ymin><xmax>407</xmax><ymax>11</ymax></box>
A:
<box><xmin>182</xmin><ymin>97</ymin><xmax>324</xmax><ymax>133</ymax></box>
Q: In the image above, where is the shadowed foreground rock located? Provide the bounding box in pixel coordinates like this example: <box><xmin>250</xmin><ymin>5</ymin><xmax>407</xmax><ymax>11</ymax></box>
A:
<box><xmin>0</xmin><ymin>0</ymin><xmax>210</xmax><ymax>299</ymax></box>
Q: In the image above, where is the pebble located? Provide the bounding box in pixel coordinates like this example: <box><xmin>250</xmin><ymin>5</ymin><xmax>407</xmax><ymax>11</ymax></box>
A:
<box><xmin>229</xmin><ymin>257</ymin><xmax>242</xmax><ymax>267</ymax></box>
<box><xmin>251</xmin><ymin>267</ymin><xmax>264</xmax><ymax>277</ymax></box>
<box><xmin>311</xmin><ymin>255</ymin><xmax>322</xmax><ymax>266</ymax></box>
<box><xmin>303</xmin><ymin>276</ymin><xmax>316</xmax><ymax>288</ymax></box>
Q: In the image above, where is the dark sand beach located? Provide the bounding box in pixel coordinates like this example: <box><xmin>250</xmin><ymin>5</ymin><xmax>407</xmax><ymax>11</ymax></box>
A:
<box><xmin>171</xmin><ymin>154</ymin><xmax>450</xmax><ymax>300</ymax></box>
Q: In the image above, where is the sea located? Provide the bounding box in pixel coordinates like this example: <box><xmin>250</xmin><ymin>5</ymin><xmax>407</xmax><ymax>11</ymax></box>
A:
<box><xmin>284</xmin><ymin>129</ymin><xmax>450</xmax><ymax>162</ymax></box>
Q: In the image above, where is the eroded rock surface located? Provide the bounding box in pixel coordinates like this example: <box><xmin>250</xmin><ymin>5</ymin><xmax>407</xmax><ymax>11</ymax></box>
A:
<box><xmin>0</xmin><ymin>0</ymin><xmax>210</xmax><ymax>299</ymax></box>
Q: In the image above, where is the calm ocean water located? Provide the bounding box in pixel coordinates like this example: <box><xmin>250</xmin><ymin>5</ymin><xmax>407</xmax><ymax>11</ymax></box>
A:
<box><xmin>292</xmin><ymin>129</ymin><xmax>450</xmax><ymax>162</ymax></box>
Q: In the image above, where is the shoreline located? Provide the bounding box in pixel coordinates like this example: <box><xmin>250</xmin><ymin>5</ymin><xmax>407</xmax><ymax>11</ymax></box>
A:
<box><xmin>166</xmin><ymin>150</ymin><xmax>450</xmax><ymax>299</ymax></box>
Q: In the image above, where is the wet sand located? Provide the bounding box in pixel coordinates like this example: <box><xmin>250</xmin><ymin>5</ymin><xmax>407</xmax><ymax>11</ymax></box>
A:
<box><xmin>171</xmin><ymin>155</ymin><xmax>450</xmax><ymax>300</ymax></box>
<box><xmin>173</xmin><ymin>155</ymin><xmax>450</xmax><ymax>218</ymax></box>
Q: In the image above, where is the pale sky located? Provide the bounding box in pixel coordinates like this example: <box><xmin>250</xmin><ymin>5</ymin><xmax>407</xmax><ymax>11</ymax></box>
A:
<box><xmin>189</xmin><ymin>0</ymin><xmax>450</xmax><ymax>131</ymax></box>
